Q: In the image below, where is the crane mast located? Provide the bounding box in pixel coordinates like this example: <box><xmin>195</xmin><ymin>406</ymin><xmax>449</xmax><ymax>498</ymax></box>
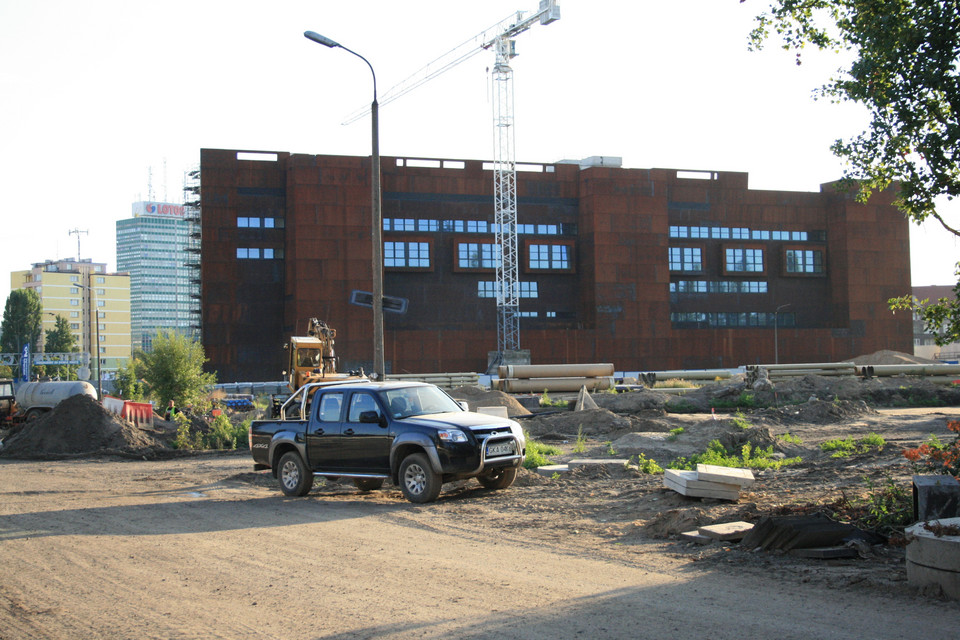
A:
<box><xmin>341</xmin><ymin>1</ymin><xmax>560</xmax><ymax>362</ymax></box>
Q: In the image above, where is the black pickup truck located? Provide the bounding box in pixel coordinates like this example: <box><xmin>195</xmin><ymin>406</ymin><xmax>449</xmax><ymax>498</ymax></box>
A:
<box><xmin>249</xmin><ymin>380</ymin><xmax>526</xmax><ymax>503</ymax></box>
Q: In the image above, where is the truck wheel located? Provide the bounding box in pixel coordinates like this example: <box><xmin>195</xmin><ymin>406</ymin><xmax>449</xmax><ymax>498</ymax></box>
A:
<box><xmin>354</xmin><ymin>478</ymin><xmax>384</xmax><ymax>492</ymax></box>
<box><xmin>398</xmin><ymin>453</ymin><xmax>441</xmax><ymax>503</ymax></box>
<box><xmin>477</xmin><ymin>466</ymin><xmax>518</xmax><ymax>490</ymax></box>
<box><xmin>24</xmin><ymin>408</ymin><xmax>46</xmax><ymax>422</ymax></box>
<box><xmin>278</xmin><ymin>452</ymin><xmax>313</xmax><ymax>497</ymax></box>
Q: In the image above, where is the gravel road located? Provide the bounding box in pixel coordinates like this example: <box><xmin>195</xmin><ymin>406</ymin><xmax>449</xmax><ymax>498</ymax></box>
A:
<box><xmin>1</xmin><ymin>450</ymin><xmax>957</xmax><ymax>639</ymax></box>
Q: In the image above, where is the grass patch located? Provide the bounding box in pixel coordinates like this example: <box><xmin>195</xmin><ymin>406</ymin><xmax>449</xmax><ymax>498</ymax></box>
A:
<box><xmin>779</xmin><ymin>432</ymin><xmax>802</xmax><ymax>445</ymax></box>
<box><xmin>711</xmin><ymin>391</ymin><xmax>758</xmax><ymax>410</ymax></box>
<box><xmin>654</xmin><ymin>378</ymin><xmax>699</xmax><ymax>389</ymax></box>
<box><xmin>667</xmin><ymin>427</ymin><xmax>685</xmax><ymax>441</ymax></box>
<box><xmin>539</xmin><ymin>390</ymin><xmax>569</xmax><ymax>408</ymax></box>
<box><xmin>665</xmin><ymin>399</ymin><xmax>699</xmax><ymax>413</ymax></box>
<box><xmin>730</xmin><ymin>410</ymin><xmax>752</xmax><ymax>430</ymax></box>
<box><xmin>173</xmin><ymin>414</ymin><xmax>249</xmax><ymax>450</ymax></box>
<box><xmin>820</xmin><ymin>433</ymin><xmax>886</xmax><ymax>458</ymax></box>
<box><xmin>523</xmin><ymin>433</ymin><xmax>563</xmax><ymax>469</ymax></box>
<box><xmin>669</xmin><ymin>439</ymin><xmax>802</xmax><ymax>471</ymax></box>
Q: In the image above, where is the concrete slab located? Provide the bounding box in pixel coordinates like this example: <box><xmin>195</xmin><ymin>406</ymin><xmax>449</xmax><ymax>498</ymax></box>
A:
<box><xmin>680</xmin><ymin>530</ymin><xmax>713</xmax><ymax>545</ymax></box>
<box><xmin>696</xmin><ymin>464</ymin><xmax>755</xmax><ymax>488</ymax></box>
<box><xmin>698</xmin><ymin>521</ymin><xmax>754</xmax><ymax>541</ymax></box>
<box><xmin>568</xmin><ymin>458</ymin><xmax>631</xmax><ymax>468</ymax></box>
<box><xmin>663</xmin><ymin>470</ymin><xmax>740</xmax><ymax>500</ymax></box>
<box><xmin>913</xmin><ymin>475</ymin><xmax>960</xmax><ymax>521</ymax></box>
<box><xmin>535</xmin><ymin>464</ymin><xmax>570</xmax><ymax>477</ymax></box>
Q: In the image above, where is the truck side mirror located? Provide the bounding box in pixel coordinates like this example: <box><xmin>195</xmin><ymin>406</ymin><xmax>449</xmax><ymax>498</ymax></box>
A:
<box><xmin>359</xmin><ymin>410</ymin><xmax>381</xmax><ymax>424</ymax></box>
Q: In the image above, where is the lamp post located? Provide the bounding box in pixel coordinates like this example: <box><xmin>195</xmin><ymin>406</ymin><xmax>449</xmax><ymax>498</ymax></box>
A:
<box><xmin>79</xmin><ymin>284</ymin><xmax>102</xmax><ymax>400</ymax></box>
<box><xmin>304</xmin><ymin>31</ymin><xmax>385</xmax><ymax>380</ymax></box>
<box><xmin>774</xmin><ymin>303</ymin><xmax>791</xmax><ymax>365</ymax></box>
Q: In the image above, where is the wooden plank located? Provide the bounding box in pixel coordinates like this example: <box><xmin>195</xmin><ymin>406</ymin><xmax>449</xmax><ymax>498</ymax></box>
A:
<box><xmin>664</xmin><ymin>469</ymin><xmax>742</xmax><ymax>492</ymax></box>
<box><xmin>698</xmin><ymin>521</ymin><xmax>755</xmax><ymax>541</ymax></box>
<box><xmin>663</xmin><ymin>472</ymin><xmax>740</xmax><ymax>500</ymax></box>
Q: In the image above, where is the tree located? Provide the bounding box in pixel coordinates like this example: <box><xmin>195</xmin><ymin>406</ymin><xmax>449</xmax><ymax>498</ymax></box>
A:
<box><xmin>113</xmin><ymin>357</ymin><xmax>145</xmax><ymax>401</ymax></box>
<box><xmin>1</xmin><ymin>289</ymin><xmax>43</xmax><ymax>355</ymax></box>
<box><xmin>748</xmin><ymin>0</ymin><xmax>960</xmax><ymax>344</ymax></box>
<box><xmin>138</xmin><ymin>330</ymin><xmax>216</xmax><ymax>409</ymax></box>
<box><xmin>44</xmin><ymin>315</ymin><xmax>80</xmax><ymax>380</ymax></box>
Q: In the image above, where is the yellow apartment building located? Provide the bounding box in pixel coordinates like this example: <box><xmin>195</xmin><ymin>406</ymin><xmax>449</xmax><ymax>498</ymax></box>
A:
<box><xmin>10</xmin><ymin>259</ymin><xmax>131</xmax><ymax>379</ymax></box>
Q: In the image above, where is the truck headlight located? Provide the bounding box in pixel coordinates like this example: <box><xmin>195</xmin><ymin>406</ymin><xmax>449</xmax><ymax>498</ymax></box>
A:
<box><xmin>437</xmin><ymin>428</ymin><xmax>468</xmax><ymax>443</ymax></box>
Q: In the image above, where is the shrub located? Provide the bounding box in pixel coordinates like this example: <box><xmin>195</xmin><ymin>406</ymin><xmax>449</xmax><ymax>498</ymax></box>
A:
<box><xmin>903</xmin><ymin>421</ymin><xmax>960</xmax><ymax>477</ymax></box>
<box><xmin>669</xmin><ymin>439</ymin><xmax>801</xmax><ymax>471</ymax></box>
<box><xmin>572</xmin><ymin>425</ymin><xmax>587</xmax><ymax>454</ymax></box>
<box><xmin>730</xmin><ymin>410</ymin><xmax>752</xmax><ymax>430</ymax></box>
<box><xmin>628</xmin><ymin>453</ymin><xmax>663</xmax><ymax>474</ymax></box>
<box><xmin>667</xmin><ymin>427</ymin><xmax>684</xmax><ymax>441</ymax></box>
<box><xmin>779</xmin><ymin>432</ymin><xmax>802</xmax><ymax>445</ymax></box>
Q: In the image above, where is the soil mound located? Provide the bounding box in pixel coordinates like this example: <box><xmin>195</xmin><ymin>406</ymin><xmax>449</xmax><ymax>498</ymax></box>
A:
<box><xmin>0</xmin><ymin>394</ymin><xmax>167</xmax><ymax>459</ymax></box>
<box><xmin>449</xmin><ymin>386</ymin><xmax>530</xmax><ymax>416</ymax></box>
<box><xmin>521</xmin><ymin>407</ymin><xmax>633</xmax><ymax>440</ymax></box>
<box><xmin>852</xmin><ymin>350</ymin><xmax>940</xmax><ymax>365</ymax></box>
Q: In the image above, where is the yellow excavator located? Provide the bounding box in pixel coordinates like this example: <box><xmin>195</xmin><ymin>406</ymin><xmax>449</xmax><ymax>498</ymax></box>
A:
<box><xmin>273</xmin><ymin>318</ymin><xmax>366</xmax><ymax>418</ymax></box>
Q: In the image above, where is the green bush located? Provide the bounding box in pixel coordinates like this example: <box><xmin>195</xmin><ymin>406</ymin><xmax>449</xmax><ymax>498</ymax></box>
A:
<box><xmin>629</xmin><ymin>453</ymin><xmax>663</xmax><ymax>474</ymax></box>
<box><xmin>669</xmin><ymin>439</ymin><xmax>801</xmax><ymax>471</ymax></box>
<box><xmin>820</xmin><ymin>433</ymin><xmax>885</xmax><ymax>458</ymax></box>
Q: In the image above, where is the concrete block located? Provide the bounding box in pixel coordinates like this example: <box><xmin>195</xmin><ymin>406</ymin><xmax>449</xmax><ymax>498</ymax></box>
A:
<box><xmin>476</xmin><ymin>406</ymin><xmax>509</xmax><ymax>418</ymax></box>
<box><xmin>663</xmin><ymin>469</ymin><xmax>740</xmax><ymax>501</ymax></box>
<box><xmin>913</xmin><ymin>475</ymin><xmax>960</xmax><ymax>522</ymax></box>
<box><xmin>535</xmin><ymin>464</ymin><xmax>569</xmax><ymax>477</ymax></box>
<box><xmin>696</xmin><ymin>464</ymin><xmax>755</xmax><ymax>488</ymax></box>
<box><xmin>698</xmin><ymin>521</ymin><xmax>754</xmax><ymax>541</ymax></box>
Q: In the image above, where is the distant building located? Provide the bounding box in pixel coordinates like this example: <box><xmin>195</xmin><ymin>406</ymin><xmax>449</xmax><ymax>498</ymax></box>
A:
<box><xmin>912</xmin><ymin>285</ymin><xmax>959</xmax><ymax>361</ymax></box>
<box><xmin>10</xmin><ymin>259</ymin><xmax>131</xmax><ymax>377</ymax></box>
<box><xmin>199</xmin><ymin>149</ymin><xmax>912</xmax><ymax>382</ymax></box>
<box><xmin>117</xmin><ymin>201</ymin><xmax>196</xmax><ymax>351</ymax></box>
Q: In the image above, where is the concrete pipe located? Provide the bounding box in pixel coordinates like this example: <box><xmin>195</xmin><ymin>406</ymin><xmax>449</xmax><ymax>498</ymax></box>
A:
<box><xmin>500</xmin><ymin>377</ymin><xmax>614</xmax><ymax>393</ymax></box>
<box><xmin>498</xmin><ymin>363</ymin><xmax>615</xmax><ymax>380</ymax></box>
<box><xmin>645</xmin><ymin>369</ymin><xmax>732</xmax><ymax>381</ymax></box>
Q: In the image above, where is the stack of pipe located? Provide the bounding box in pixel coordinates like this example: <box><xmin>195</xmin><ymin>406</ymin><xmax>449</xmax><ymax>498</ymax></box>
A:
<box><xmin>495</xmin><ymin>363</ymin><xmax>615</xmax><ymax>393</ymax></box>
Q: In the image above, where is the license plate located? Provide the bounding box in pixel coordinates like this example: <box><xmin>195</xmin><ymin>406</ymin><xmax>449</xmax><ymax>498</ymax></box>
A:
<box><xmin>486</xmin><ymin>441</ymin><xmax>514</xmax><ymax>457</ymax></box>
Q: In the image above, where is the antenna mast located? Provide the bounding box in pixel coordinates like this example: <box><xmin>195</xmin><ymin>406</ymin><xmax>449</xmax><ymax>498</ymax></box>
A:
<box><xmin>68</xmin><ymin>228</ymin><xmax>89</xmax><ymax>261</ymax></box>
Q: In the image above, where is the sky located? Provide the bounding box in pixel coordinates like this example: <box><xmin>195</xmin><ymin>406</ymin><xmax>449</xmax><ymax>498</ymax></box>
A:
<box><xmin>1</xmin><ymin>0</ymin><xmax>957</xmax><ymax>307</ymax></box>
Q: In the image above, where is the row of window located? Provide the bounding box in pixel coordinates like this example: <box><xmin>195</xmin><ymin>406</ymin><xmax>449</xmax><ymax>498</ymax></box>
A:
<box><xmin>671</xmin><ymin>312</ymin><xmax>797</xmax><ymax>327</ymax></box>
<box><xmin>237</xmin><ymin>217</ymin><xmax>285</xmax><ymax>229</ymax></box>
<box><xmin>383</xmin><ymin>218</ymin><xmax>576</xmax><ymax>236</ymax></box>
<box><xmin>383</xmin><ymin>241</ymin><xmax>573</xmax><ymax>272</ymax></box>
<box><xmin>670</xmin><ymin>280</ymin><xmax>769</xmax><ymax>294</ymax></box>
<box><xmin>668</xmin><ymin>247</ymin><xmax>825</xmax><ymax>275</ymax></box>
<box><xmin>237</xmin><ymin>248</ymin><xmax>284</xmax><ymax>259</ymax></box>
<box><xmin>477</xmin><ymin>282</ymin><xmax>539</xmax><ymax>298</ymax></box>
<box><xmin>669</xmin><ymin>226</ymin><xmax>824</xmax><ymax>242</ymax></box>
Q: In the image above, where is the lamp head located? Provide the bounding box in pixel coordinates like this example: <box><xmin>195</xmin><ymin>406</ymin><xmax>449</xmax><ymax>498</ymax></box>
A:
<box><xmin>304</xmin><ymin>31</ymin><xmax>339</xmax><ymax>48</ymax></box>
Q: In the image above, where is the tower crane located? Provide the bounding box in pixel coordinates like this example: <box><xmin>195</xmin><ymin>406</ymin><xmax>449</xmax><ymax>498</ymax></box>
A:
<box><xmin>344</xmin><ymin>1</ymin><xmax>561</xmax><ymax>364</ymax></box>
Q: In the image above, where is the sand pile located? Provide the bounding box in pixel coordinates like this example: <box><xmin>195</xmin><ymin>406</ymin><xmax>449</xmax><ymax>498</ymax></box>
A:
<box><xmin>0</xmin><ymin>394</ymin><xmax>167</xmax><ymax>459</ymax></box>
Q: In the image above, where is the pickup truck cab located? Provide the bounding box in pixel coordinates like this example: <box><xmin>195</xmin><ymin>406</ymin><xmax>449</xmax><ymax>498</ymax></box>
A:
<box><xmin>250</xmin><ymin>381</ymin><xmax>526</xmax><ymax>503</ymax></box>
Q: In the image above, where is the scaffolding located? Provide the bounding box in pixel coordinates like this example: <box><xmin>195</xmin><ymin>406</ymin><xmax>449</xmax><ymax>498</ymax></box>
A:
<box><xmin>183</xmin><ymin>167</ymin><xmax>202</xmax><ymax>342</ymax></box>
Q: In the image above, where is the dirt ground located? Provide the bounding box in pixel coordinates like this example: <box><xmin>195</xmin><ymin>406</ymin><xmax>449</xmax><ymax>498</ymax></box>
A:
<box><xmin>2</xmin><ymin>365</ymin><xmax>960</xmax><ymax>637</ymax></box>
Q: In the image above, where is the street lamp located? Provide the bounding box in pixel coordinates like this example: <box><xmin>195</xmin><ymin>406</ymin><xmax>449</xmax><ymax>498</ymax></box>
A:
<box><xmin>774</xmin><ymin>303</ymin><xmax>791</xmax><ymax>365</ymax></box>
<box><xmin>304</xmin><ymin>30</ymin><xmax>385</xmax><ymax>380</ymax></box>
<box><xmin>79</xmin><ymin>284</ymin><xmax>102</xmax><ymax>400</ymax></box>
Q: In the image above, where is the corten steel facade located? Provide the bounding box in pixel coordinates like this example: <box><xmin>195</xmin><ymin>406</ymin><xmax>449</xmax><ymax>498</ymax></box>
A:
<box><xmin>200</xmin><ymin>148</ymin><xmax>912</xmax><ymax>382</ymax></box>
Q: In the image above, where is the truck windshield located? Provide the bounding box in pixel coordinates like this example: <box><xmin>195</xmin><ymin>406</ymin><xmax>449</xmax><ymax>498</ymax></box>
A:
<box><xmin>382</xmin><ymin>386</ymin><xmax>461</xmax><ymax>419</ymax></box>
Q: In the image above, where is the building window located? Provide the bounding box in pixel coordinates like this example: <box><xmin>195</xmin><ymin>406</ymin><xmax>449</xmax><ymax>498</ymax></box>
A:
<box><xmin>477</xmin><ymin>281</ymin><xmax>539</xmax><ymax>299</ymax></box>
<box><xmin>668</xmin><ymin>247</ymin><xmax>702</xmax><ymax>272</ymax></box>
<box><xmin>70</xmin><ymin>299</ymin><xmax>79</xmax><ymax>306</ymax></box>
<box><xmin>96</xmin><ymin>276</ymin><xmax>105</xmax><ymax>284</ymax></box>
<box><xmin>724</xmin><ymin>247</ymin><xmax>765</xmax><ymax>273</ymax></box>
<box><xmin>457</xmin><ymin>242</ymin><xmax>499</xmax><ymax>269</ymax></box>
<box><xmin>785</xmin><ymin>248</ymin><xmax>825</xmax><ymax>274</ymax></box>
<box><xmin>97</xmin><ymin>300</ymin><xmax>105</xmax><ymax>307</ymax></box>
<box><xmin>385</xmin><ymin>241</ymin><xmax>430</xmax><ymax>268</ymax></box>
<box><xmin>70</xmin><ymin>275</ymin><xmax>79</xmax><ymax>282</ymax></box>
<box><xmin>70</xmin><ymin>311</ymin><xmax>79</xmax><ymax>318</ymax></box>
<box><xmin>96</xmin><ymin>288</ymin><xmax>105</xmax><ymax>295</ymax></box>
<box><xmin>70</xmin><ymin>287</ymin><xmax>79</xmax><ymax>294</ymax></box>
<box><xmin>528</xmin><ymin>244</ymin><xmax>571</xmax><ymax>270</ymax></box>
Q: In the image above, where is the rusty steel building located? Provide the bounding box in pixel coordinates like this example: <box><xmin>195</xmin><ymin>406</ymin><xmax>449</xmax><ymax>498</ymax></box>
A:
<box><xmin>199</xmin><ymin>148</ymin><xmax>912</xmax><ymax>382</ymax></box>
